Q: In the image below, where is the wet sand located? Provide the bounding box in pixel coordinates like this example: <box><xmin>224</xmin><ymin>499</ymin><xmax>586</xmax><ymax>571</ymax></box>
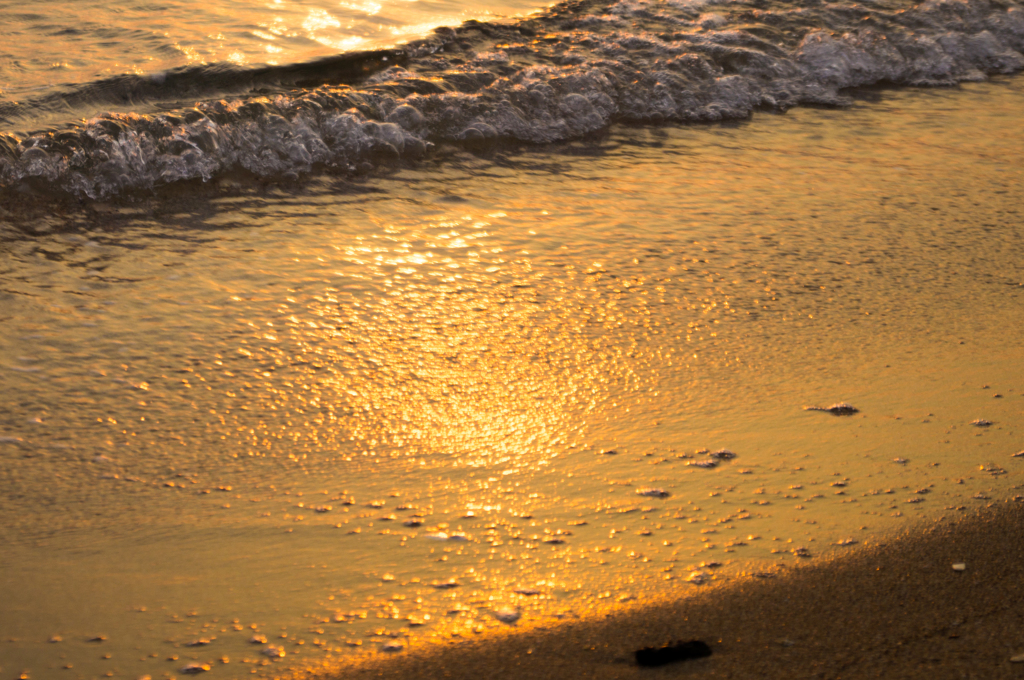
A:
<box><xmin>312</xmin><ymin>502</ymin><xmax>1024</xmax><ymax>680</ymax></box>
<box><xmin>3</xmin><ymin>79</ymin><xmax>1024</xmax><ymax>679</ymax></box>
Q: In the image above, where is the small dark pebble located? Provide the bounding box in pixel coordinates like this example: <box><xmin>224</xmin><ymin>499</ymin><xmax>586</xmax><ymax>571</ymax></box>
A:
<box><xmin>635</xmin><ymin>640</ymin><xmax>712</xmax><ymax>667</ymax></box>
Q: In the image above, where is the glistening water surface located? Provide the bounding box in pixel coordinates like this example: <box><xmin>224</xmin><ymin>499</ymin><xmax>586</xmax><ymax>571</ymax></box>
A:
<box><xmin>6</xmin><ymin>0</ymin><xmax>1024</xmax><ymax>198</ymax></box>
<box><xmin>2</xmin><ymin>78</ymin><xmax>1024</xmax><ymax>680</ymax></box>
<box><xmin>0</xmin><ymin>0</ymin><xmax>549</xmax><ymax>116</ymax></box>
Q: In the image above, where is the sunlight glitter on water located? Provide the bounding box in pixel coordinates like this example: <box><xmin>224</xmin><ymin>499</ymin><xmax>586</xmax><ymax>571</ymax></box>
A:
<box><xmin>0</xmin><ymin>0</ymin><xmax>550</xmax><ymax>109</ymax></box>
<box><xmin>1</xmin><ymin>79</ymin><xmax>1024</xmax><ymax>679</ymax></box>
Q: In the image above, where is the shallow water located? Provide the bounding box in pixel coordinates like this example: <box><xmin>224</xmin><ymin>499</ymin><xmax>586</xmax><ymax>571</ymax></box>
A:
<box><xmin>2</xmin><ymin>77</ymin><xmax>1023</xmax><ymax>679</ymax></box>
<box><xmin>0</xmin><ymin>0</ymin><xmax>548</xmax><ymax>115</ymax></box>
<box><xmin>5</xmin><ymin>0</ymin><xmax>1024</xmax><ymax>198</ymax></box>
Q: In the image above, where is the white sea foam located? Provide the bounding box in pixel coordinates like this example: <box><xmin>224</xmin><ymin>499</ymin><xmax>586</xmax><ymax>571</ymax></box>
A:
<box><xmin>1</xmin><ymin>0</ymin><xmax>1022</xmax><ymax>198</ymax></box>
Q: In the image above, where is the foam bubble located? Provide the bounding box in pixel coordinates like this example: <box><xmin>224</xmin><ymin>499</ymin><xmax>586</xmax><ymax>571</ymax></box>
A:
<box><xmin>2</xmin><ymin>0</ymin><xmax>1022</xmax><ymax>198</ymax></box>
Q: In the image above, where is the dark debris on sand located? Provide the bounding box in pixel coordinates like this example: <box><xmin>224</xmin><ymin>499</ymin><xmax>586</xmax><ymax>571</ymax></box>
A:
<box><xmin>634</xmin><ymin>639</ymin><xmax>712</xmax><ymax>667</ymax></box>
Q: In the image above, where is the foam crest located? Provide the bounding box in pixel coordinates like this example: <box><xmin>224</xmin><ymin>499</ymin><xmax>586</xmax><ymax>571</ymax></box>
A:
<box><xmin>1</xmin><ymin>0</ymin><xmax>1022</xmax><ymax>198</ymax></box>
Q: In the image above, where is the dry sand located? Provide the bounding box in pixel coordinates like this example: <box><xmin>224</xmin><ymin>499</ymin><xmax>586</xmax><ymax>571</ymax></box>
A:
<box><xmin>299</xmin><ymin>501</ymin><xmax>1024</xmax><ymax>680</ymax></box>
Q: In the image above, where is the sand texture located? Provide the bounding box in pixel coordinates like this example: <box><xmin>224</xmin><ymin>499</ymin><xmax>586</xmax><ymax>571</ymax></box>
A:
<box><xmin>307</xmin><ymin>503</ymin><xmax>1024</xmax><ymax>680</ymax></box>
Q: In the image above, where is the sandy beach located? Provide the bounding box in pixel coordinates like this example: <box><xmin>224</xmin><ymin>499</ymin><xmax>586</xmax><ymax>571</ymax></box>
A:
<box><xmin>3</xmin><ymin>75</ymin><xmax>1024</xmax><ymax>680</ymax></box>
<box><xmin>311</xmin><ymin>502</ymin><xmax>1024</xmax><ymax>680</ymax></box>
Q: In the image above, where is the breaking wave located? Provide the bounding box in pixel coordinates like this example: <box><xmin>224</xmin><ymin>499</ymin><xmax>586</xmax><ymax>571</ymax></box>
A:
<box><xmin>2</xmin><ymin>0</ymin><xmax>1023</xmax><ymax>198</ymax></box>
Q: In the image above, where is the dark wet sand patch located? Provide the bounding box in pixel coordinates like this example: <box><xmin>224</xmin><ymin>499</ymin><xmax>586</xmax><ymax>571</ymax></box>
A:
<box><xmin>303</xmin><ymin>502</ymin><xmax>1024</xmax><ymax>680</ymax></box>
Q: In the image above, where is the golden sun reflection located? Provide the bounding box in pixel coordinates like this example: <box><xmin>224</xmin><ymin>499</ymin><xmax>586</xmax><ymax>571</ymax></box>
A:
<box><xmin>4</xmin><ymin>81</ymin><xmax>1024</xmax><ymax>680</ymax></box>
<box><xmin>211</xmin><ymin>211</ymin><xmax>658</xmax><ymax>478</ymax></box>
<box><xmin>339</xmin><ymin>0</ymin><xmax>383</xmax><ymax>16</ymax></box>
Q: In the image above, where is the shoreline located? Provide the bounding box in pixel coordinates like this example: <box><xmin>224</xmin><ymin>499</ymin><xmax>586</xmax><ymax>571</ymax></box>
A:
<box><xmin>3</xmin><ymin>76</ymin><xmax>1024</xmax><ymax>680</ymax></box>
<box><xmin>302</xmin><ymin>501</ymin><xmax>1024</xmax><ymax>680</ymax></box>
